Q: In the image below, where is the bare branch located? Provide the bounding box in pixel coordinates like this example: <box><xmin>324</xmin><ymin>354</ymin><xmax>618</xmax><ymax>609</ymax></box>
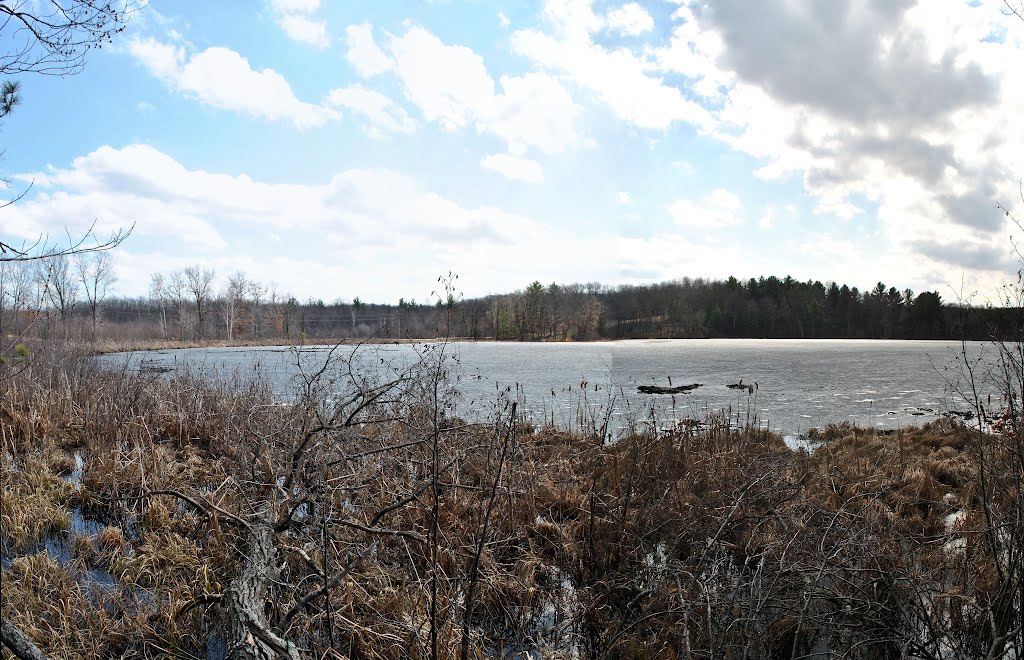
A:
<box><xmin>0</xmin><ymin>1</ymin><xmax>144</xmax><ymax>77</ymax></box>
<box><xmin>0</xmin><ymin>222</ymin><xmax>133</xmax><ymax>262</ymax></box>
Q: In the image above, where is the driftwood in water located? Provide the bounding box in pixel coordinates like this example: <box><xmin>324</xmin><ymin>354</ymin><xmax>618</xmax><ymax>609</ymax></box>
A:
<box><xmin>638</xmin><ymin>383</ymin><xmax>702</xmax><ymax>394</ymax></box>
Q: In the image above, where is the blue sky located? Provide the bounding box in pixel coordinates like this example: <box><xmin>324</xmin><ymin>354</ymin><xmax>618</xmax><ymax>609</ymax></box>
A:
<box><xmin>2</xmin><ymin>0</ymin><xmax>1022</xmax><ymax>303</ymax></box>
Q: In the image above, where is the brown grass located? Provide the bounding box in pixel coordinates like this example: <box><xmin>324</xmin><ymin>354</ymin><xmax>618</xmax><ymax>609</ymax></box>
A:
<box><xmin>1</xmin><ymin>340</ymin><xmax>1021</xmax><ymax>658</ymax></box>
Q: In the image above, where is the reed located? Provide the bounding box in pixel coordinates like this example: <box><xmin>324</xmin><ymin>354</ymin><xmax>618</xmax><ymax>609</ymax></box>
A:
<box><xmin>1</xmin><ymin>338</ymin><xmax>1021</xmax><ymax>658</ymax></box>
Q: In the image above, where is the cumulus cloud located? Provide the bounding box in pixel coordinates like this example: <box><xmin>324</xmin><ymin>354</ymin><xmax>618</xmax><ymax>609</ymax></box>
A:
<box><xmin>127</xmin><ymin>36</ymin><xmax>184</xmax><ymax>80</ymax></box>
<box><xmin>347</xmin><ymin>24</ymin><xmax>583</xmax><ymax>155</ymax></box>
<box><xmin>269</xmin><ymin>0</ymin><xmax>328</xmax><ymax>48</ymax></box>
<box><xmin>11</xmin><ymin>144</ymin><xmax>754</xmax><ymax>300</ymax></box>
<box><xmin>325</xmin><ymin>85</ymin><xmax>416</xmax><ymax>137</ymax></box>
<box><xmin>278</xmin><ymin>14</ymin><xmax>329</xmax><ymax>48</ymax></box>
<box><xmin>705</xmin><ymin>2</ymin><xmax>996</xmax><ymax>125</ymax></box>
<box><xmin>670</xmin><ymin>0</ymin><xmax>1018</xmax><ymax>266</ymax></box>
<box><xmin>344</xmin><ymin>22</ymin><xmax>394</xmax><ymax>77</ymax></box>
<box><xmin>605</xmin><ymin>3</ymin><xmax>654</xmax><ymax>36</ymax></box>
<box><xmin>511</xmin><ymin>0</ymin><xmax>1020</xmax><ymax>280</ymax></box>
<box><xmin>129</xmin><ymin>38</ymin><xmax>336</xmax><ymax>128</ymax></box>
<box><xmin>8</xmin><ymin>145</ymin><xmax>551</xmax><ymax>297</ymax></box>
<box><xmin>510</xmin><ymin>3</ymin><xmax>713</xmax><ymax>130</ymax></box>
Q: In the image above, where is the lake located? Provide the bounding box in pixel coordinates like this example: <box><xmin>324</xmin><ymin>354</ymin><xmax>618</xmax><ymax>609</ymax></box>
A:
<box><xmin>100</xmin><ymin>338</ymin><xmax>1000</xmax><ymax>439</ymax></box>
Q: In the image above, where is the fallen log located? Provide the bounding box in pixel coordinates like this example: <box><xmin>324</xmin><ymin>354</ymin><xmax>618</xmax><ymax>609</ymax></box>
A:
<box><xmin>223</xmin><ymin>511</ymin><xmax>300</xmax><ymax>660</ymax></box>
<box><xmin>638</xmin><ymin>383</ymin><xmax>702</xmax><ymax>394</ymax></box>
<box><xmin>1</xmin><ymin>617</ymin><xmax>48</xmax><ymax>660</ymax></box>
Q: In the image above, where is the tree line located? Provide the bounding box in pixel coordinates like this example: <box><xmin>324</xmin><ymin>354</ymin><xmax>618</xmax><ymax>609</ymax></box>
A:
<box><xmin>1</xmin><ymin>260</ymin><xmax>1017</xmax><ymax>344</ymax></box>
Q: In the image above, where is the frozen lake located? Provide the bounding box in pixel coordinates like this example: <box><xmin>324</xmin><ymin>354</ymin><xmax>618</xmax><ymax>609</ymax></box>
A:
<box><xmin>101</xmin><ymin>338</ymin><xmax>996</xmax><ymax>436</ymax></box>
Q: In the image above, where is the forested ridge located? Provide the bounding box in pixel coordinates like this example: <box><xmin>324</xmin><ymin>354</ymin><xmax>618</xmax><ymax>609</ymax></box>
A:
<box><xmin>3</xmin><ymin>257</ymin><xmax>1018</xmax><ymax>344</ymax></box>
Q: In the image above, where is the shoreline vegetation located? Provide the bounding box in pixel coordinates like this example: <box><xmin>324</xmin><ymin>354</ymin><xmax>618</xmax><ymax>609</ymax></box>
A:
<box><xmin>4</xmin><ymin>264</ymin><xmax>1022</xmax><ymax>349</ymax></box>
<box><xmin>2</xmin><ymin>337</ymin><xmax>1022</xmax><ymax>659</ymax></box>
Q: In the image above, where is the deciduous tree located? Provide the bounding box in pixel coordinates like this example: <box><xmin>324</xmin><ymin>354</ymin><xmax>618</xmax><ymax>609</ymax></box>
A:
<box><xmin>75</xmin><ymin>252</ymin><xmax>115</xmax><ymax>337</ymax></box>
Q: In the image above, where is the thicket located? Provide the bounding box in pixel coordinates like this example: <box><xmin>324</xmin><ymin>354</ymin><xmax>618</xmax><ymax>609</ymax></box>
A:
<box><xmin>1</xmin><ymin>336</ymin><xmax>1021</xmax><ymax>659</ymax></box>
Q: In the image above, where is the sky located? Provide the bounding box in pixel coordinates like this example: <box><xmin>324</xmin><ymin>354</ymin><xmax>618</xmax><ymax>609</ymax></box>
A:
<box><xmin>2</xmin><ymin>0</ymin><xmax>1022</xmax><ymax>304</ymax></box>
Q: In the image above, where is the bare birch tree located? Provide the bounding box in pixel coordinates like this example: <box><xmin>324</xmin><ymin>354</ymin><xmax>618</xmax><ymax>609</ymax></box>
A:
<box><xmin>75</xmin><ymin>252</ymin><xmax>115</xmax><ymax>337</ymax></box>
<box><xmin>168</xmin><ymin>270</ymin><xmax>189</xmax><ymax>340</ymax></box>
<box><xmin>148</xmin><ymin>272</ymin><xmax>168</xmax><ymax>339</ymax></box>
<box><xmin>219</xmin><ymin>271</ymin><xmax>248</xmax><ymax>341</ymax></box>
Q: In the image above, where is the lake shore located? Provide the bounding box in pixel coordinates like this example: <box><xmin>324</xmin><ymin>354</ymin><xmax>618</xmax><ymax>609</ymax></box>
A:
<box><xmin>96</xmin><ymin>337</ymin><xmax>990</xmax><ymax>437</ymax></box>
<box><xmin>90</xmin><ymin>333</ymin><xmax>967</xmax><ymax>356</ymax></box>
<box><xmin>90</xmin><ymin>336</ymin><xmax>446</xmax><ymax>354</ymax></box>
<box><xmin>3</xmin><ymin>339</ymin><xmax>1021</xmax><ymax>658</ymax></box>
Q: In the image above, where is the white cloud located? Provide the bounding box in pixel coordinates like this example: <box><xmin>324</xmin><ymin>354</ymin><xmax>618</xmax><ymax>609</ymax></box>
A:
<box><xmin>270</xmin><ymin>0</ymin><xmax>319</xmax><ymax>12</ymax></box>
<box><xmin>16</xmin><ymin>143</ymin><xmax>541</xmax><ymax>255</ymax></box>
<box><xmin>510</xmin><ymin>0</ymin><xmax>1020</xmax><ymax>278</ymax></box>
<box><xmin>129</xmin><ymin>38</ymin><xmax>336</xmax><ymax>128</ymax></box>
<box><xmin>352</xmin><ymin>24</ymin><xmax>583</xmax><ymax>155</ymax></box>
<box><xmin>269</xmin><ymin>0</ymin><xmax>328</xmax><ymax>48</ymax></box>
<box><xmin>510</xmin><ymin>13</ymin><xmax>713</xmax><ymax>130</ymax></box>
<box><xmin>669</xmin><ymin>189</ymin><xmax>744</xmax><ymax>229</ymax></box>
<box><xmin>489</xmin><ymin>72</ymin><xmax>580</xmax><ymax>153</ymax></box>
<box><xmin>127</xmin><ymin>37</ymin><xmax>184</xmax><ymax>81</ymax></box>
<box><xmin>386</xmin><ymin>26</ymin><xmax>495</xmax><ymax>131</ymax></box>
<box><xmin>345</xmin><ymin>22</ymin><xmax>393</xmax><ymax>78</ymax></box>
<box><xmin>18</xmin><ymin>144</ymin><xmax>773</xmax><ymax>300</ymax></box>
<box><xmin>325</xmin><ymin>85</ymin><xmax>416</xmax><ymax>137</ymax></box>
<box><xmin>178</xmin><ymin>48</ymin><xmax>336</xmax><ymax>127</ymax></box>
<box><xmin>499</xmin><ymin>12</ymin><xmax>510</xmax><ymax>28</ymax></box>
<box><xmin>617</xmin><ymin>191</ymin><xmax>631</xmax><ymax>204</ymax></box>
<box><xmin>278</xmin><ymin>14</ymin><xmax>328</xmax><ymax>48</ymax></box>
<box><xmin>11</xmin><ymin>144</ymin><xmax>666</xmax><ymax>300</ymax></box>
<box><xmin>481</xmin><ymin>153</ymin><xmax>544</xmax><ymax>183</ymax></box>
<box><xmin>653</xmin><ymin>0</ymin><xmax>1021</xmax><ymax>270</ymax></box>
<box><xmin>605</xmin><ymin>3</ymin><xmax>654</xmax><ymax>36</ymax></box>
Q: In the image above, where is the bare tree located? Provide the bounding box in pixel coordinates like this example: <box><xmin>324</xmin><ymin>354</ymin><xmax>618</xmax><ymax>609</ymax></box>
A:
<box><xmin>36</xmin><ymin>252</ymin><xmax>78</xmax><ymax>337</ymax></box>
<box><xmin>0</xmin><ymin>259</ymin><xmax>27</xmax><ymax>338</ymax></box>
<box><xmin>75</xmin><ymin>252</ymin><xmax>115</xmax><ymax>337</ymax></box>
<box><xmin>0</xmin><ymin>0</ymin><xmax>141</xmax><ymax>76</ymax></box>
<box><xmin>148</xmin><ymin>272</ymin><xmax>168</xmax><ymax>339</ymax></box>
<box><xmin>183</xmin><ymin>266</ymin><xmax>215</xmax><ymax>339</ymax></box>
<box><xmin>168</xmin><ymin>270</ymin><xmax>189</xmax><ymax>340</ymax></box>
<box><xmin>219</xmin><ymin>271</ymin><xmax>248</xmax><ymax>341</ymax></box>
<box><xmin>248</xmin><ymin>279</ymin><xmax>267</xmax><ymax>338</ymax></box>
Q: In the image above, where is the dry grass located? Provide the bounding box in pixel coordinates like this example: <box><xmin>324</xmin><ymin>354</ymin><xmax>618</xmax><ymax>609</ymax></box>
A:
<box><xmin>1</xmin><ymin>340</ymin><xmax>1021</xmax><ymax>659</ymax></box>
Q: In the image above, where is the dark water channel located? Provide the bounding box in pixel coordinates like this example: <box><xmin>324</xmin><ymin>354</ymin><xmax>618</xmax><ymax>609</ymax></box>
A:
<box><xmin>1</xmin><ymin>451</ymin><xmax>136</xmax><ymax>606</ymax></box>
